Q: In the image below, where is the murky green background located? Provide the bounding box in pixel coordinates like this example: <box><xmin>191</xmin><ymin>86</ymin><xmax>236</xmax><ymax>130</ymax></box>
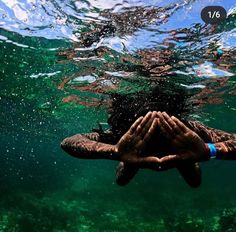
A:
<box><xmin>0</xmin><ymin>0</ymin><xmax>236</xmax><ymax>231</ymax></box>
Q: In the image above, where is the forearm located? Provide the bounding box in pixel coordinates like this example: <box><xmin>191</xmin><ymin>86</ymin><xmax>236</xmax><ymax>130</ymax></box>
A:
<box><xmin>214</xmin><ymin>141</ymin><xmax>236</xmax><ymax>159</ymax></box>
<box><xmin>188</xmin><ymin>121</ymin><xmax>236</xmax><ymax>159</ymax></box>
<box><xmin>61</xmin><ymin>134</ymin><xmax>119</xmax><ymax>160</ymax></box>
<box><xmin>203</xmin><ymin>131</ymin><xmax>236</xmax><ymax>159</ymax></box>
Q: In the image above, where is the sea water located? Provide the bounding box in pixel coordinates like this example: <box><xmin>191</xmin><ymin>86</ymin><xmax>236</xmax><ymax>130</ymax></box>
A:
<box><xmin>0</xmin><ymin>0</ymin><xmax>236</xmax><ymax>231</ymax></box>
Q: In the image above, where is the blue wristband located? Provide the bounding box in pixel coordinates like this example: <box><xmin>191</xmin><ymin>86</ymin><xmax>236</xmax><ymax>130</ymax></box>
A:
<box><xmin>207</xmin><ymin>143</ymin><xmax>217</xmax><ymax>158</ymax></box>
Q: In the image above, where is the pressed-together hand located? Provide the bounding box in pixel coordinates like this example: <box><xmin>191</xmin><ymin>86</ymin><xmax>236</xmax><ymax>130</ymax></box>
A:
<box><xmin>114</xmin><ymin>111</ymin><xmax>203</xmax><ymax>187</ymax></box>
<box><xmin>116</xmin><ymin>111</ymin><xmax>209</xmax><ymax>170</ymax></box>
<box><xmin>155</xmin><ymin>111</ymin><xmax>210</xmax><ymax>168</ymax></box>
<box><xmin>115</xmin><ymin>112</ymin><xmax>160</xmax><ymax>168</ymax></box>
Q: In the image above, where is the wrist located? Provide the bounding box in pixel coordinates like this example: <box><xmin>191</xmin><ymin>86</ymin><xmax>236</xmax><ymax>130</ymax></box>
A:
<box><xmin>110</xmin><ymin>145</ymin><xmax>120</xmax><ymax>161</ymax></box>
<box><xmin>204</xmin><ymin>143</ymin><xmax>217</xmax><ymax>159</ymax></box>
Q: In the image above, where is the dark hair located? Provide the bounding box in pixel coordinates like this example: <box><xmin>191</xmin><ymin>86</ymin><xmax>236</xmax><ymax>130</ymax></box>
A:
<box><xmin>107</xmin><ymin>83</ymin><xmax>192</xmax><ymax>139</ymax></box>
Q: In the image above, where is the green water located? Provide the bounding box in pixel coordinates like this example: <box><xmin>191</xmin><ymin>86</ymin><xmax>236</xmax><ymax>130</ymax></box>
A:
<box><xmin>1</xmin><ymin>1</ymin><xmax>236</xmax><ymax>231</ymax></box>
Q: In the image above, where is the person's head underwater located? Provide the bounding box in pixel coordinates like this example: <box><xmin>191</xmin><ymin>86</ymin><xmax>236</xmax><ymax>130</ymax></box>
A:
<box><xmin>107</xmin><ymin>83</ymin><xmax>193</xmax><ymax>139</ymax></box>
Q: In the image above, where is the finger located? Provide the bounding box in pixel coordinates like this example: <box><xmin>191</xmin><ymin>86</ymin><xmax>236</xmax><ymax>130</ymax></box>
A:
<box><xmin>139</xmin><ymin>112</ymin><xmax>156</xmax><ymax>138</ymax></box>
<box><xmin>142</xmin><ymin>118</ymin><xmax>158</xmax><ymax>143</ymax></box>
<box><xmin>139</xmin><ymin>155</ymin><xmax>178</xmax><ymax>171</ymax></box>
<box><xmin>153</xmin><ymin>111</ymin><xmax>159</xmax><ymax>118</ymax></box>
<box><xmin>159</xmin><ymin>154</ymin><xmax>180</xmax><ymax>168</ymax></box>
<box><xmin>161</xmin><ymin>112</ymin><xmax>173</xmax><ymax>121</ymax></box>
<box><xmin>171</xmin><ymin>116</ymin><xmax>188</xmax><ymax>133</ymax></box>
<box><xmin>135</xmin><ymin>111</ymin><xmax>152</xmax><ymax>135</ymax></box>
<box><xmin>162</xmin><ymin>112</ymin><xmax>182</xmax><ymax>134</ymax></box>
<box><xmin>129</xmin><ymin>116</ymin><xmax>143</xmax><ymax>134</ymax></box>
<box><xmin>138</xmin><ymin>156</ymin><xmax>160</xmax><ymax>169</ymax></box>
<box><xmin>159</xmin><ymin>117</ymin><xmax>173</xmax><ymax>139</ymax></box>
<box><xmin>135</xmin><ymin>118</ymin><xmax>158</xmax><ymax>150</ymax></box>
<box><xmin>162</xmin><ymin>112</ymin><xmax>185</xmax><ymax>136</ymax></box>
<box><xmin>155</xmin><ymin>111</ymin><xmax>162</xmax><ymax>119</ymax></box>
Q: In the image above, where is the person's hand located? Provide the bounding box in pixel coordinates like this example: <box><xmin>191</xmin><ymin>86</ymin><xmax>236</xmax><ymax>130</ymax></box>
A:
<box><xmin>155</xmin><ymin>112</ymin><xmax>210</xmax><ymax>168</ymax></box>
<box><xmin>115</xmin><ymin>112</ymin><xmax>160</xmax><ymax>168</ymax></box>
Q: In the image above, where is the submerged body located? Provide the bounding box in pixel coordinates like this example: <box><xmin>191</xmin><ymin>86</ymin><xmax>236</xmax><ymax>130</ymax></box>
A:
<box><xmin>61</xmin><ymin>115</ymin><xmax>236</xmax><ymax>187</ymax></box>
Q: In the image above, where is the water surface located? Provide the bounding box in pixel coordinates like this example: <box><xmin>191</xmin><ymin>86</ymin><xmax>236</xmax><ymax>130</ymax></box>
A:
<box><xmin>0</xmin><ymin>0</ymin><xmax>236</xmax><ymax>231</ymax></box>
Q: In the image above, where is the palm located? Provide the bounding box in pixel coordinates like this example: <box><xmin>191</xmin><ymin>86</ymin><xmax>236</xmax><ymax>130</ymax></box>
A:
<box><xmin>115</xmin><ymin>112</ymin><xmax>160</xmax><ymax>166</ymax></box>
<box><xmin>173</xmin><ymin>132</ymin><xmax>205</xmax><ymax>160</ymax></box>
<box><xmin>117</xmin><ymin>130</ymin><xmax>143</xmax><ymax>156</ymax></box>
<box><xmin>157</xmin><ymin>112</ymin><xmax>209</xmax><ymax>163</ymax></box>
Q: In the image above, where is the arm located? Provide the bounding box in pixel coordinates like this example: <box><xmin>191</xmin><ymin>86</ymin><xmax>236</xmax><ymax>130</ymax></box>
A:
<box><xmin>61</xmin><ymin>112</ymin><xmax>161</xmax><ymax>167</ymax></box>
<box><xmin>60</xmin><ymin>131</ymin><xmax>118</xmax><ymax>160</ymax></box>
<box><xmin>187</xmin><ymin>121</ymin><xmax>236</xmax><ymax>159</ymax></box>
<box><xmin>156</xmin><ymin>111</ymin><xmax>236</xmax><ymax>162</ymax></box>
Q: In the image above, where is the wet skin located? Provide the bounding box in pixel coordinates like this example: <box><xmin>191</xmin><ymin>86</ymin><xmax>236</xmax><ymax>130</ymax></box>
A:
<box><xmin>115</xmin><ymin>111</ymin><xmax>204</xmax><ymax>187</ymax></box>
<box><xmin>61</xmin><ymin>111</ymin><xmax>236</xmax><ymax>187</ymax></box>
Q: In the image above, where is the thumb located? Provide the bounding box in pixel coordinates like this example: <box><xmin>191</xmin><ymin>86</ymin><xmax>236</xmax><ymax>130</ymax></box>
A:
<box><xmin>158</xmin><ymin>154</ymin><xmax>180</xmax><ymax>169</ymax></box>
<box><xmin>138</xmin><ymin>156</ymin><xmax>161</xmax><ymax>169</ymax></box>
